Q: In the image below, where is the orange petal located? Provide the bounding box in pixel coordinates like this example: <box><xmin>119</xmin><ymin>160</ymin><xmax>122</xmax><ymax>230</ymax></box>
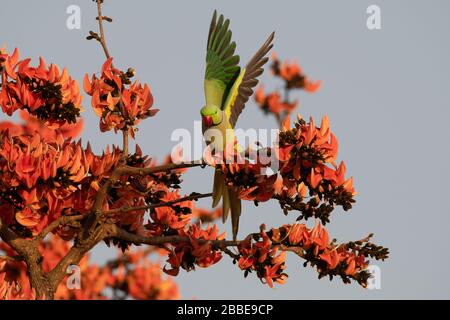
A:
<box><xmin>281</xmin><ymin>114</ymin><xmax>291</xmax><ymax>131</ymax></box>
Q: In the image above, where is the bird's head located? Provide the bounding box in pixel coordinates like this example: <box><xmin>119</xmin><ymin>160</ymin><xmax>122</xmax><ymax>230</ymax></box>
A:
<box><xmin>200</xmin><ymin>105</ymin><xmax>222</xmax><ymax>127</ymax></box>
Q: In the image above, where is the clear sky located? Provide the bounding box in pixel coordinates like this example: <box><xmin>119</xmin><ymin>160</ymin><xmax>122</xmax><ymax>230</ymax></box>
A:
<box><xmin>1</xmin><ymin>0</ymin><xmax>450</xmax><ymax>299</ymax></box>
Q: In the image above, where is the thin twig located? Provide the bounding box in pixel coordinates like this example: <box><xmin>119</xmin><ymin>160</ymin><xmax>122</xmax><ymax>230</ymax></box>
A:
<box><xmin>120</xmin><ymin>160</ymin><xmax>206</xmax><ymax>176</ymax></box>
<box><xmin>219</xmin><ymin>246</ymin><xmax>240</xmax><ymax>260</ymax></box>
<box><xmin>96</xmin><ymin>0</ymin><xmax>111</xmax><ymax>59</ymax></box>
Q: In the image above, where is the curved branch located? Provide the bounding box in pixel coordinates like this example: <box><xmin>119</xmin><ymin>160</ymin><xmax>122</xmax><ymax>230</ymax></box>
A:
<box><xmin>47</xmin><ymin>225</ymin><xmax>108</xmax><ymax>292</ymax></box>
<box><xmin>0</xmin><ymin>217</ymin><xmax>51</xmax><ymax>299</ymax></box>
<box><xmin>35</xmin><ymin>215</ymin><xmax>84</xmax><ymax>242</ymax></box>
<box><xmin>0</xmin><ymin>217</ymin><xmax>29</xmax><ymax>257</ymax></box>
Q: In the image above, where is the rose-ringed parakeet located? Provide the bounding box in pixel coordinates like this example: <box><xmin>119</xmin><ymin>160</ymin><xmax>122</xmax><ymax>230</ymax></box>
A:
<box><xmin>200</xmin><ymin>10</ymin><xmax>274</xmax><ymax>240</ymax></box>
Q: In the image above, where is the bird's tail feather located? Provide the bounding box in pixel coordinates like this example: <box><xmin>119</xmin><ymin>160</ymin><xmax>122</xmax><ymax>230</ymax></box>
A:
<box><xmin>212</xmin><ymin>169</ymin><xmax>223</xmax><ymax>208</ymax></box>
<box><xmin>212</xmin><ymin>169</ymin><xmax>242</xmax><ymax>240</ymax></box>
<box><xmin>228</xmin><ymin>187</ymin><xmax>241</xmax><ymax>240</ymax></box>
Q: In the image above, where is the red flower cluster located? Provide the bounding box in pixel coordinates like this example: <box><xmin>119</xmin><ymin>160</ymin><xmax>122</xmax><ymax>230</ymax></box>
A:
<box><xmin>205</xmin><ymin>147</ymin><xmax>278</xmax><ymax>203</ymax></box>
<box><xmin>233</xmin><ymin>223</ymin><xmax>387</xmax><ymax>288</ymax></box>
<box><xmin>0</xmin><ymin>110</ymin><xmax>83</xmax><ymax>141</ymax></box>
<box><xmin>275</xmin><ymin>115</ymin><xmax>355</xmax><ymax>222</ymax></box>
<box><xmin>84</xmin><ymin>58</ymin><xmax>158</xmax><ymax>136</ymax></box>
<box><xmin>238</xmin><ymin>229</ymin><xmax>287</xmax><ymax>288</ymax></box>
<box><xmin>204</xmin><ymin>114</ymin><xmax>355</xmax><ymax>224</ymax></box>
<box><xmin>163</xmin><ymin>224</ymin><xmax>225</xmax><ymax>276</ymax></box>
<box><xmin>0</xmin><ymin>128</ymin><xmax>122</xmax><ymax>236</ymax></box>
<box><xmin>0</xmin><ymin>48</ymin><xmax>82</xmax><ymax>126</ymax></box>
<box><xmin>148</xmin><ymin>189</ymin><xmax>194</xmax><ymax>234</ymax></box>
<box><xmin>266</xmin><ymin>223</ymin><xmax>387</xmax><ymax>287</ymax></box>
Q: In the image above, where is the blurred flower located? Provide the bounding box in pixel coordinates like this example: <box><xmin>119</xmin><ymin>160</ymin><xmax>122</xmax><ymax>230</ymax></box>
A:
<box><xmin>271</xmin><ymin>52</ymin><xmax>321</xmax><ymax>92</ymax></box>
<box><xmin>255</xmin><ymin>86</ymin><xmax>298</xmax><ymax>117</ymax></box>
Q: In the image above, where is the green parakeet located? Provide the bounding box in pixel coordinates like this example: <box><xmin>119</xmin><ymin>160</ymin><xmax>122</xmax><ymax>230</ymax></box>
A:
<box><xmin>200</xmin><ymin>10</ymin><xmax>275</xmax><ymax>240</ymax></box>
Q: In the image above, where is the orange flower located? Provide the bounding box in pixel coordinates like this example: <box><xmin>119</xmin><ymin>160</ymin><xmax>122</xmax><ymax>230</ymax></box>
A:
<box><xmin>254</xmin><ymin>86</ymin><xmax>298</xmax><ymax>118</ymax></box>
<box><xmin>0</xmin><ymin>124</ymin><xmax>125</xmax><ymax>236</ymax></box>
<box><xmin>125</xmin><ymin>262</ymin><xmax>179</xmax><ymax>300</ymax></box>
<box><xmin>309</xmin><ymin>222</ymin><xmax>329</xmax><ymax>250</ymax></box>
<box><xmin>345</xmin><ymin>258</ymin><xmax>356</xmax><ymax>276</ymax></box>
<box><xmin>263</xmin><ymin>263</ymin><xmax>282</xmax><ymax>288</ymax></box>
<box><xmin>271</xmin><ymin>53</ymin><xmax>321</xmax><ymax>92</ymax></box>
<box><xmin>288</xmin><ymin>223</ymin><xmax>308</xmax><ymax>245</ymax></box>
<box><xmin>152</xmin><ymin>190</ymin><xmax>192</xmax><ymax>230</ymax></box>
<box><xmin>175</xmin><ymin>224</ymin><xmax>225</xmax><ymax>269</ymax></box>
<box><xmin>192</xmin><ymin>207</ymin><xmax>222</xmax><ymax>223</ymax></box>
<box><xmin>308</xmin><ymin>168</ymin><xmax>322</xmax><ymax>189</ymax></box>
<box><xmin>304</xmin><ymin>79</ymin><xmax>321</xmax><ymax>93</ymax></box>
<box><xmin>15</xmin><ymin>207</ymin><xmax>41</xmax><ymax>228</ymax></box>
<box><xmin>0</xmin><ymin>49</ymin><xmax>82</xmax><ymax>126</ymax></box>
<box><xmin>84</xmin><ymin>58</ymin><xmax>158</xmax><ymax>136</ymax></box>
<box><xmin>280</xmin><ymin>60</ymin><xmax>302</xmax><ymax>82</ymax></box>
<box><xmin>319</xmin><ymin>250</ymin><xmax>341</xmax><ymax>269</ymax></box>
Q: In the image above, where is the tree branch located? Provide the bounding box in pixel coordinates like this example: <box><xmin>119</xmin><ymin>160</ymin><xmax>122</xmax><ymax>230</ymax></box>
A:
<box><xmin>35</xmin><ymin>215</ymin><xmax>84</xmax><ymax>242</ymax></box>
<box><xmin>0</xmin><ymin>217</ymin><xmax>50</xmax><ymax>299</ymax></box>
<box><xmin>0</xmin><ymin>255</ymin><xmax>24</xmax><ymax>262</ymax></box>
<box><xmin>33</xmin><ymin>2</ymin><xmax>209</xmax><ymax>292</ymax></box>
<box><xmin>47</xmin><ymin>225</ymin><xmax>108</xmax><ymax>293</ymax></box>
<box><xmin>48</xmin><ymin>159</ymin><xmax>207</xmax><ymax>294</ymax></box>
<box><xmin>83</xmin><ymin>161</ymin><xmax>205</xmax><ymax>235</ymax></box>
<box><xmin>102</xmin><ymin>192</ymin><xmax>212</xmax><ymax>215</ymax></box>
<box><xmin>106</xmin><ymin>224</ymin><xmax>308</xmax><ymax>260</ymax></box>
<box><xmin>95</xmin><ymin>0</ymin><xmax>129</xmax><ymax>157</ymax></box>
<box><xmin>106</xmin><ymin>224</ymin><xmax>242</xmax><ymax>247</ymax></box>
<box><xmin>120</xmin><ymin>160</ymin><xmax>206</xmax><ymax>176</ymax></box>
<box><xmin>96</xmin><ymin>0</ymin><xmax>111</xmax><ymax>60</ymax></box>
<box><xmin>0</xmin><ymin>217</ymin><xmax>30</xmax><ymax>257</ymax></box>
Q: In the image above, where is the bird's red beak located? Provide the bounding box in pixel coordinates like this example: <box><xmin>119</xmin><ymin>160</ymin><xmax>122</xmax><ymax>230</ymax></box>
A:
<box><xmin>203</xmin><ymin>115</ymin><xmax>213</xmax><ymax>127</ymax></box>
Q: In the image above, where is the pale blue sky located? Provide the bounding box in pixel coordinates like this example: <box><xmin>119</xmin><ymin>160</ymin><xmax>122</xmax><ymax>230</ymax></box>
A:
<box><xmin>1</xmin><ymin>0</ymin><xmax>450</xmax><ymax>299</ymax></box>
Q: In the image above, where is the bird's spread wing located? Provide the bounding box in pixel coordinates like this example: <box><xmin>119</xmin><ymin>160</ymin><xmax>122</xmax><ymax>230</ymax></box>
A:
<box><xmin>204</xmin><ymin>11</ymin><xmax>241</xmax><ymax>108</ymax></box>
<box><xmin>223</xmin><ymin>32</ymin><xmax>275</xmax><ymax>128</ymax></box>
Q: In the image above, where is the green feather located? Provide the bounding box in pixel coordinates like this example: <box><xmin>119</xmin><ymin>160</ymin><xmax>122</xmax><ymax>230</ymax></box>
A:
<box><xmin>204</xmin><ymin>11</ymin><xmax>240</xmax><ymax>108</ymax></box>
